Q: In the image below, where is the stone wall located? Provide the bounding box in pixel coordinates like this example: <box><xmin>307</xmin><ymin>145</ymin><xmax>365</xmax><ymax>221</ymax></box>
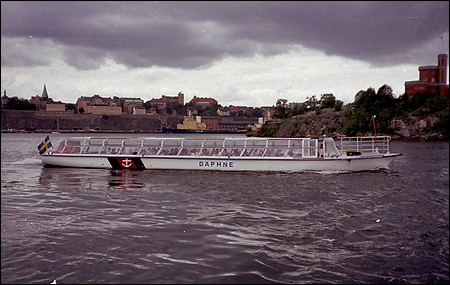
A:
<box><xmin>1</xmin><ymin>110</ymin><xmax>183</xmax><ymax>132</ymax></box>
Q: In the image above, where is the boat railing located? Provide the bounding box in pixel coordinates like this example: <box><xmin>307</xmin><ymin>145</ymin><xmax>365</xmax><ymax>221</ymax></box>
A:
<box><xmin>337</xmin><ymin>136</ymin><xmax>391</xmax><ymax>155</ymax></box>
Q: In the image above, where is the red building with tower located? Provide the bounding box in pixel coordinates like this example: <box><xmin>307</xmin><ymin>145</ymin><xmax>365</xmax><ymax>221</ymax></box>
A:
<box><xmin>405</xmin><ymin>54</ymin><xmax>448</xmax><ymax>97</ymax></box>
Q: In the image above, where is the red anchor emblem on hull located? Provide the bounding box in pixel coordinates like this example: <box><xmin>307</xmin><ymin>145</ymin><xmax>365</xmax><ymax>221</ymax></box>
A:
<box><xmin>108</xmin><ymin>157</ymin><xmax>145</xmax><ymax>170</ymax></box>
<box><xmin>117</xmin><ymin>158</ymin><xmax>137</xmax><ymax>169</ymax></box>
<box><xmin>122</xmin><ymin>158</ymin><xmax>132</xmax><ymax>168</ymax></box>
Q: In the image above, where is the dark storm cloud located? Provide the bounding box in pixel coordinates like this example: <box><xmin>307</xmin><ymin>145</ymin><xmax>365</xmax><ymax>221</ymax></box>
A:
<box><xmin>1</xmin><ymin>1</ymin><xmax>448</xmax><ymax>70</ymax></box>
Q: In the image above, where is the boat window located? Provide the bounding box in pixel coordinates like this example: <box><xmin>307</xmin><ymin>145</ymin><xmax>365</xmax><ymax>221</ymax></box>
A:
<box><xmin>142</xmin><ymin>138</ymin><xmax>165</xmax><ymax>147</ymax></box>
<box><xmin>246</xmin><ymin>139</ymin><xmax>268</xmax><ymax>148</ymax></box>
<box><xmin>197</xmin><ymin>148</ymin><xmax>221</xmax><ymax>156</ymax></box>
<box><xmin>168</xmin><ymin>147</ymin><xmax>180</xmax><ymax>155</ymax></box>
<box><xmin>247</xmin><ymin>148</ymin><xmax>266</xmax><ymax>157</ymax></box>
<box><xmin>241</xmin><ymin>149</ymin><xmax>251</xmax><ymax>156</ymax></box>
<box><xmin>60</xmin><ymin>138</ymin><xmax>85</xmax><ymax>154</ymax></box>
<box><xmin>223</xmin><ymin>139</ymin><xmax>246</xmax><ymax>148</ymax></box>
<box><xmin>101</xmin><ymin>147</ymin><xmax>121</xmax><ymax>154</ymax></box>
<box><xmin>119</xmin><ymin>147</ymin><xmax>141</xmax><ymax>155</ymax></box>
<box><xmin>241</xmin><ymin>139</ymin><xmax>267</xmax><ymax>156</ymax></box>
<box><xmin>182</xmin><ymin>139</ymin><xmax>203</xmax><ymax>148</ymax></box>
<box><xmin>123</xmin><ymin>138</ymin><xmax>144</xmax><ymax>145</ymax></box>
<box><xmin>289</xmin><ymin>139</ymin><xmax>303</xmax><ymax>148</ymax></box>
<box><xmin>267</xmin><ymin>139</ymin><xmax>290</xmax><ymax>148</ymax></box>
<box><xmin>221</xmin><ymin>148</ymin><xmax>244</xmax><ymax>156</ymax></box>
<box><xmin>62</xmin><ymin>146</ymin><xmax>81</xmax><ymax>154</ymax></box>
<box><xmin>80</xmin><ymin>146</ymin><xmax>89</xmax><ymax>154</ymax></box>
<box><xmin>140</xmin><ymin>147</ymin><xmax>159</xmax><ymax>155</ymax></box>
<box><xmin>264</xmin><ymin>148</ymin><xmax>284</xmax><ymax>157</ymax></box>
<box><xmin>85</xmin><ymin>139</ymin><xmax>105</xmax><ymax>146</ymax></box>
<box><xmin>178</xmin><ymin>148</ymin><xmax>190</xmax><ymax>156</ymax></box>
<box><xmin>160</xmin><ymin>139</ymin><xmax>183</xmax><ymax>148</ymax></box>
<box><xmin>285</xmin><ymin>149</ymin><xmax>294</xmax><ymax>157</ymax></box>
<box><xmin>203</xmin><ymin>139</ymin><xmax>226</xmax><ymax>148</ymax></box>
<box><xmin>187</xmin><ymin>148</ymin><xmax>201</xmax><ymax>156</ymax></box>
<box><xmin>104</xmin><ymin>138</ymin><xmax>127</xmax><ymax>146</ymax></box>
<box><xmin>75</xmin><ymin>138</ymin><xmax>103</xmax><ymax>154</ymax></box>
<box><xmin>290</xmin><ymin>148</ymin><xmax>303</xmax><ymax>158</ymax></box>
<box><xmin>81</xmin><ymin>146</ymin><xmax>102</xmax><ymax>154</ymax></box>
<box><xmin>159</xmin><ymin>148</ymin><xmax>170</xmax><ymax>155</ymax></box>
<box><xmin>54</xmin><ymin>141</ymin><xmax>66</xmax><ymax>153</ymax></box>
<box><xmin>71</xmin><ymin>146</ymin><xmax>81</xmax><ymax>154</ymax></box>
<box><xmin>158</xmin><ymin>147</ymin><xmax>180</xmax><ymax>155</ymax></box>
<box><xmin>195</xmin><ymin>147</ymin><xmax>222</xmax><ymax>156</ymax></box>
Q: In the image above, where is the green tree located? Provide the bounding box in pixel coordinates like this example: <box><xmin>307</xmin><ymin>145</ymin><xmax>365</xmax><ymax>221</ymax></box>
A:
<box><xmin>305</xmin><ymin>95</ymin><xmax>319</xmax><ymax>111</ymax></box>
<box><xmin>433</xmin><ymin>112</ymin><xmax>449</xmax><ymax>137</ymax></box>
<box><xmin>204</xmin><ymin>103</ymin><xmax>220</xmax><ymax>116</ymax></box>
<box><xmin>66</xmin><ymin>103</ymin><xmax>78</xmax><ymax>114</ymax></box>
<box><xmin>255</xmin><ymin>122</ymin><xmax>279</xmax><ymax>137</ymax></box>
<box><xmin>319</xmin><ymin>93</ymin><xmax>336</xmax><ymax>109</ymax></box>
<box><xmin>424</xmin><ymin>94</ymin><xmax>448</xmax><ymax>114</ymax></box>
<box><xmin>396</xmin><ymin>93</ymin><xmax>410</xmax><ymax>113</ymax></box>
<box><xmin>6</xmin><ymin>97</ymin><xmax>36</xmax><ymax>110</ymax></box>
<box><xmin>164</xmin><ymin>101</ymin><xmax>185</xmax><ymax>115</ymax></box>
<box><xmin>343</xmin><ymin>84</ymin><xmax>396</xmax><ymax>135</ymax></box>
<box><xmin>292</xmin><ymin>103</ymin><xmax>307</xmax><ymax>116</ymax></box>
<box><xmin>334</xmin><ymin>100</ymin><xmax>343</xmax><ymax>111</ymax></box>
<box><xmin>409</xmin><ymin>91</ymin><xmax>435</xmax><ymax>110</ymax></box>
<box><xmin>251</xmin><ymin>107</ymin><xmax>264</xmax><ymax>117</ymax></box>
<box><xmin>274</xmin><ymin>99</ymin><xmax>290</xmax><ymax>119</ymax></box>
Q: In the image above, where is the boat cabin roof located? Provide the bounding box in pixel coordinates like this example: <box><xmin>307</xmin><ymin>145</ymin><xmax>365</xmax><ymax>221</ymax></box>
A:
<box><xmin>53</xmin><ymin>137</ymin><xmax>340</xmax><ymax>158</ymax></box>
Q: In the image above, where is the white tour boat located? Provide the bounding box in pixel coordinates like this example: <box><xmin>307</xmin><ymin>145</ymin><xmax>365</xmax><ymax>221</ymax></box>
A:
<box><xmin>38</xmin><ymin>136</ymin><xmax>401</xmax><ymax>172</ymax></box>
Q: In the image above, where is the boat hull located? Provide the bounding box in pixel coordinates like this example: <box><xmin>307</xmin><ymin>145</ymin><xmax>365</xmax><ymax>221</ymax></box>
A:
<box><xmin>41</xmin><ymin>153</ymin><xmax>400</xmax><ymax>172</ymax></box>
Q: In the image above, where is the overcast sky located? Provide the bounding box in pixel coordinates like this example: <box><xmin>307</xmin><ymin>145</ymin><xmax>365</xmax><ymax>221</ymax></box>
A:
<box><xmin>1</xmin><ymin>1</ymin><xmax>449</xmax><ymax>107</ymax></box>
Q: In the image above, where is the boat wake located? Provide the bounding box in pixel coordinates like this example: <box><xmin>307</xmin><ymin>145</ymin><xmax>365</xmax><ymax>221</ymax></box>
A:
<box><xmin>12</xmin><ymin>157</ymin><xmax>42</xmax><ymax>165</ymax></box>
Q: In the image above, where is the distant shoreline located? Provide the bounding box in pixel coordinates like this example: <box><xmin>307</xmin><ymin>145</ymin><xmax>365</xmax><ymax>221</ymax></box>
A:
<box><xmin>2</xmin><ymin>129</ymin><xmax>447</xmax><ymax>141</ymax></box>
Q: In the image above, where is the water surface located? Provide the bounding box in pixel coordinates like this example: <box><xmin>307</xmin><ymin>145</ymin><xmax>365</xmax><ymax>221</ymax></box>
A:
<box><xmin>1</xmin><ymin>133</ymin><xmax>448</xmax><ymax>284</ymax></box>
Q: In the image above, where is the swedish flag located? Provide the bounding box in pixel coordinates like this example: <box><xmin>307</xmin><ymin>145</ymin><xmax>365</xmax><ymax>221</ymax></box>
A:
<box><xmin>37</xmin><ymin>136</ymin><xmax>52</xmax><ymax>154</ymax></box>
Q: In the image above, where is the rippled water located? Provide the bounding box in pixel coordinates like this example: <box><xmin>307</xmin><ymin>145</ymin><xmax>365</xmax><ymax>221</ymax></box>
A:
<box><xmin>1</xmin><ymin>133</ymin><xmax>448</xmax><ymax>284</ymax></box>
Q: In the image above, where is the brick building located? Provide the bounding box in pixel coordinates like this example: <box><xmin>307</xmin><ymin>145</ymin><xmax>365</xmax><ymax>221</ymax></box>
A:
<box><xmin>189</xmin><ymin>96</ymin><xmax>218</xmax><ymax>107</ymax></box>
<box><xmin>123</xmin><ymin>98</ymin><xmax>144</xmax><ymax>114</ymax></box>
<box><xmin>405</xmin><ymin>54</ymin><xmax>448</xmax><ymax>97</ymax></box>
<box><xmin>46</xmin><ymin>102</ymin><xmax>66</xmax><ymax>112</ymax></box>
<box><xmin>147</xmin><ymin>92</ymin><xmax>184</xmax><ymax>111</ymax></box>
<box><xmin>77</xmin><ymin>94</ymin><xmax>112</xmax><ymax>112</ymax></box>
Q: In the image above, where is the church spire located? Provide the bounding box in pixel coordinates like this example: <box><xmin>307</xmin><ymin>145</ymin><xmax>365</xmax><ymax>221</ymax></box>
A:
<box><xmin>42</xmin><ymin>84</ymin><xmax>49</xmax><ymax>99</ymax></box>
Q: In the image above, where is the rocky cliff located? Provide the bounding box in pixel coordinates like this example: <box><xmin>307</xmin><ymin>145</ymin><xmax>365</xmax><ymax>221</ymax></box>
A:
<box><xmin>275</xmin><ymin>110</ymin><xmax>345</xmax><ymax>138</ymax></box>
<box><xmin>274</xmin><ymin>109</ymin><xmax>444</xmax><ymax>139</ymax></box>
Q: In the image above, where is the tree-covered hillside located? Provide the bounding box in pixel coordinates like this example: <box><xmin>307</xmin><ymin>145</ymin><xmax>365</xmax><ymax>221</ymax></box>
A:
<box><xmin>251</xmin><ymin>84</ymin><xmax>449</xmax><ymax>139</ymax></box>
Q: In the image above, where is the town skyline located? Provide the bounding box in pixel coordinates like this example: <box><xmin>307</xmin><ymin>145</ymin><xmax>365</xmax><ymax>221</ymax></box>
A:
<box><xmin>2</xmin><ymin>2</ymin><xmax>449</xmax><ymax>106</ymax></box>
